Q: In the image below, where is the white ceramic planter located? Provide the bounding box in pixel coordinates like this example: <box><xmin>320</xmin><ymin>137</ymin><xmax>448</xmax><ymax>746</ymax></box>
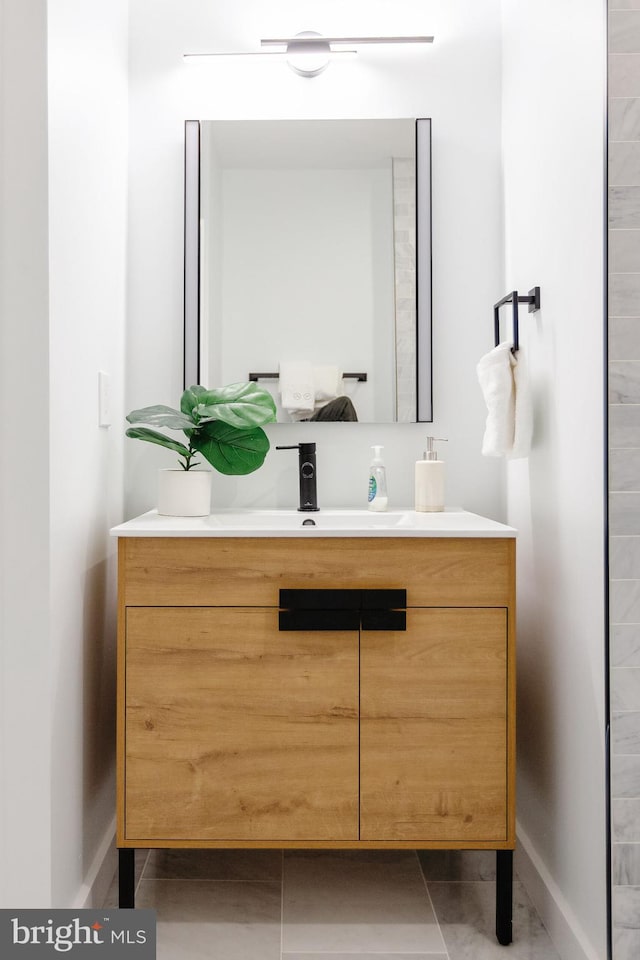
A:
<box><xmin>157</xmin><ymin>469</ymin><xmax>212</xmax><ymax>517</ymax></box>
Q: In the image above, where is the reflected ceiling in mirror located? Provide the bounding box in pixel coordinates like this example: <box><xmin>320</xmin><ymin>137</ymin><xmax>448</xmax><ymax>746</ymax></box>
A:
<box><xmin>184</xmin><ymin>118</ymin><xmax>432</xmax><ymax>423</ymax></box>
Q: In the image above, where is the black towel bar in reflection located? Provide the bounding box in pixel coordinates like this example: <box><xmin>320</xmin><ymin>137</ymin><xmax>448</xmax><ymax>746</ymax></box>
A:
<box><xmin>493</xmin><ymin>286</ymin><xmax>541</xmax><ymax>353</ymax></box>
<box><xmin>249</xmin><ymin>371</ymin><xmax>368</xmax><ymax>383</ymax></box>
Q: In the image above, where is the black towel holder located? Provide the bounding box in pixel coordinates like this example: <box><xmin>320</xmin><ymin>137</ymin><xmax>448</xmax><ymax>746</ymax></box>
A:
<box><xmin>249</xmin><ymin>371</ymin><xmax>368</xmax><ymax>383</ymax></box>
<box><xmin>493</xmin><ymin>286</ymin><xmax>541</xmax><ymax>352</ymax></box>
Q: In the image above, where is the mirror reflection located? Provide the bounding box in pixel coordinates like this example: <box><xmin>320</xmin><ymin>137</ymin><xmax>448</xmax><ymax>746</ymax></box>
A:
<box><xmin>185</xmin><ymin>118</ymin><xmax>432</xmax><ymax>422</ymax></box>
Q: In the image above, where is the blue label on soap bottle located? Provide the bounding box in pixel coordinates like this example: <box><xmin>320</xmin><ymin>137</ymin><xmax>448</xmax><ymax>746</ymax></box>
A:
<box><xmin>368</xmin><ymin>476</ymin><xmax>377</xmax><ymax>502</ymax></box>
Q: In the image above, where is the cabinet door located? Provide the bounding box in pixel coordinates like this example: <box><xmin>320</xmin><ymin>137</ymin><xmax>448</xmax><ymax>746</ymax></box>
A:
<box><xmin>360</xmin><ymin>608</ymin><xmax>508</xmax><ymax>843</ymax></box>
<box><xmin>125</xmin><ymin>607</ymin><xmax>358</xmax><ymax>842</ymax></box>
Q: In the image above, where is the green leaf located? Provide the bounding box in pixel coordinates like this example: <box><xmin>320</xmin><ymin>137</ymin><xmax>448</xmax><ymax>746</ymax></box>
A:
<box><xmin>191</xmin><ymin>421</ymin><xmax>270</xmax><ymax>475</ymax></box>
<box><xmin>125</xmin><ymin>427</ymin><xmax>192</xmax><ymax>459</ymax></box>
<box><xmin>193</xmin><ymin>382</ymin><xmax>277</xmax><ymax>429</ymax></box>
<box><xmin>126</xmin><ymin>405</ymin><xmax>195</xmax><ymax>431</ymax></box>
<box><xmin>180</xmin><ymin>385</ymin><xmax>208</xmax><ymax>418</ymax></box>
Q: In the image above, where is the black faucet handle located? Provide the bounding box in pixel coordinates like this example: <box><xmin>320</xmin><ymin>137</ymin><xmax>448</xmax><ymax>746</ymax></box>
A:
<box><xmin>275</xmin><ymin>444</ymin><xmax>319</xmax><ymax>512</ymax></box>
<box><xmin>275</xmin><ymin>443</ymin><xmax>316</xmax><ymax>453</ymax></box>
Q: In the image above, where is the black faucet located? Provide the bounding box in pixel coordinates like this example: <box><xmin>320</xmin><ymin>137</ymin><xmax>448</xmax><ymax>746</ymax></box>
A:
<box><xmin>275</xmin><ymin>442</ymin><xmax>319</xmax><ymax>512</ymax></box>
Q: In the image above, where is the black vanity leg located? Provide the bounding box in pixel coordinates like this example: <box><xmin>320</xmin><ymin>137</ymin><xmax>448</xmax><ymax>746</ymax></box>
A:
<box><xmin>119</xmin><ymin>848</ymin><xmax>136</xmax><ymax>908</ymax></box>
<box><xmin>496</xmin><ymin>850</ymin><xmax>513</xmax><ymax>945</ymax></box>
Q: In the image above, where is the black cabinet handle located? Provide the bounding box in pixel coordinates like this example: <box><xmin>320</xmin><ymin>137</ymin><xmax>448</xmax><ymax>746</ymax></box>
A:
<box><xmin>279</xmin><ymin>609</ymin><xmax>361</xmax><ymax>631</ymax></box>
<box><xmin>279</xmin><ymin>589</ymin><xmax>406</xmax><ymax>631</ymax></box>
<box><xmin>279</xmin><ymin>589</ymin><xmax>361</xmax><ymax>610</ymax></box>
<box><xmin>361</xmin><ymin>609</ymin><xmax>407</xmax><ymax>631</ymax></box>
<box><xmin>361</xmin><ymin>589</ymin><xmax>406</xmax><ymax>610</ymax></box>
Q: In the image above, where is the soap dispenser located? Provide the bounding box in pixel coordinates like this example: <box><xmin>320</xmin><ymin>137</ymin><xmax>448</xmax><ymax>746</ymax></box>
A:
<box><xmin>368</xmin><ymin>445</ymin><xmax>388</xmax><ymax>512</ymax></box>
<box><xmin>415</xmin><ymin>438</ymin><xmax>447</xmax><ymax>512</ymax></box>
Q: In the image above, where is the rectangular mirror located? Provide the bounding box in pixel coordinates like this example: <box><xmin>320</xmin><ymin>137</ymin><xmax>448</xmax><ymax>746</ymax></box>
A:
<box><xmin>184</xmin><ymin>118</ymin><xmax>432</xmax><ymax>422</ymax></box>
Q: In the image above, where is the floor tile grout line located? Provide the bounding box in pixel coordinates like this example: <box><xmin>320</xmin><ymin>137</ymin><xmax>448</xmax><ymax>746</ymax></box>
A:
<box><xmin>280</xmin><ymin>849</ymin><xmax>285</xmax><ymax>960</ymax></box>
<box><xmin>414</xmin><ymin>852</ymin><xmax>450</xmax><ymax>960</ymax></box>
<box><xmin>134</xmin><ymin>850</ymin><xmax>150</xmax><ymax>899</ymax></box>
<box><xmin>136</xmin><ymin>876</ymin><xmax>282</xmax><ymax>883</ymax></box>
<box><xmin>133</xmin><ymin>871</ymin><xmax>509</xmax><ymax>887</ymax></box>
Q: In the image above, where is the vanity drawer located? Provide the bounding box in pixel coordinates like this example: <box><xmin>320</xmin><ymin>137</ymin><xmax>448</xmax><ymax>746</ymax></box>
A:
<box><xmin>119</xmin><ymin>536</ymin><xmax>514</xmax><ymax>608</ymax></box>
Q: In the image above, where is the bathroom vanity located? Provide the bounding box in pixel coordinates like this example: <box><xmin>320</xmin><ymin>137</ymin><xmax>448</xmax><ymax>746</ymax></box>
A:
<box><xmin>111</xmin><ymin>508</ymin><xmax>516</xmax><ymax>944</ymax></box>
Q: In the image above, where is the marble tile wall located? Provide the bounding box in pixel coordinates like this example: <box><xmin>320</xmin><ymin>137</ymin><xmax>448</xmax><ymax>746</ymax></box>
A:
<box><xmin>392</xmin><ymin>157</ymin><xmax>417</xmax><ymax>422</ymax></box>
<box><xmin>610</xmin><ymin>4</ymin><xmax>640</xmax><ymax>958</ymax></box>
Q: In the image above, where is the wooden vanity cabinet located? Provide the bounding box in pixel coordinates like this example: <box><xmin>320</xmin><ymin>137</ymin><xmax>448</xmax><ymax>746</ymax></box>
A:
<box><xmin>124</xmin><ymin>606</ymin><xmax>359</xmax><ymax>843</ymax></box>
<box><xmin>116</xmin><ymin>534</ymin><xmax>515</xmax><ymax>939</ymax></box>
<box><xmin>360</xmin><ymin>606</ymin><xmax>508</xmax><ymax>843</ymax></box>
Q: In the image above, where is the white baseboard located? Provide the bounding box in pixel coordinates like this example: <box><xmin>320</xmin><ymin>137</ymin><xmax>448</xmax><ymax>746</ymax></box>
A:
<box><xmin>72</xmin><ymin>815</ymin><xmax>117</xmax><ymax>909</ymax></box>
<box><xmin>516</xmin><ymin>821</ymin><xmax>605</xmax><ymax>960</ymax></box>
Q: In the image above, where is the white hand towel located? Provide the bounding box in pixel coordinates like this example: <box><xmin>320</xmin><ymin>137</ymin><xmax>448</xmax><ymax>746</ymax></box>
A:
<box><xmin>477</xmin><ymin>343</ymin><xmax>515</xmax><ymax>457</ymax></box>
<box><xmin>279</xmin><ymin>361</ymin><xmax>314</xmax><ymax>415</ymax></box>
<box><xmin>477</xmin><ymin>342</ymin><xmax>532</xmax><ymax>459</ymax></box>
<box><xmin>509</xmin><ymin>349</ymin><xmax>533</xmax><ymax>459</ymax></box>
<box><xmin>313</xmin><ymin>365</ymin><xmax>343</xmax><ymax>408</ymax></box>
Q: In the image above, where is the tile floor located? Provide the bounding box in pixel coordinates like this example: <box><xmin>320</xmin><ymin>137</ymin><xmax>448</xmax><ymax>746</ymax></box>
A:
<box><xmin>104</xmin><ymin>849</ymin><xmax>561</xmax><ymax>959</ymax></box>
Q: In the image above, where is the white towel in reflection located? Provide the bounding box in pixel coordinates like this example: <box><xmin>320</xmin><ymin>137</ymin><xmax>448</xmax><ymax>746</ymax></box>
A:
<box><xmin>477</xmin><ymin>342</ymin><xmax>532</xmax><ymax>459</ymax></box>
<box><xmin>313</xmin><ymin>365</ymin><xmax>343</xmax><ymax>408</ymax></box>
<box><xmin>279</xmin><ymin>361</ymin><xmax>314</xmax><ymax>416</ymax></box>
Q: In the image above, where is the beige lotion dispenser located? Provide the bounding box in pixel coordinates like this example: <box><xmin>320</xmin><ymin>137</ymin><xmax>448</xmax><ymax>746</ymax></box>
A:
<box><xmin>415</xmin><ymin>437</ymin><xmax>448</xmax><ymax>512</ymax></box>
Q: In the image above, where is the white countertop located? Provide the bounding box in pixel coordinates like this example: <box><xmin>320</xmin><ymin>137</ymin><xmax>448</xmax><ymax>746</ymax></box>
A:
<box><xmin>110</xmin><ymin>508</ymin><xmax>516</xmax><ymax>539</ymax></box>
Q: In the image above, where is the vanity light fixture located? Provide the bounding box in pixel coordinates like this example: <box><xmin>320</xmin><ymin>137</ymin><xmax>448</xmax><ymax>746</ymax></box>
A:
<box><xmin>184</xmin><ymin>32</ymin><xmax>434</xmax><ymax>78</ymax></box>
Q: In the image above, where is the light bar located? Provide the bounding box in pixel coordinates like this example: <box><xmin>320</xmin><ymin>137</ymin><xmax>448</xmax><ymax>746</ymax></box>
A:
<box><xmin>183</xmin><ymin>51</ymin><xmax>356</xmax><ymax>63</ymax></box>
<box><xmin>260</xmin><ymin>36</ymin><xmax>434</xmax><ymax>47</ymax></box>
<box><xmin>184</xmin><ymin>32</ymin><xmax>433</xmax><ymax>78</ymax></box>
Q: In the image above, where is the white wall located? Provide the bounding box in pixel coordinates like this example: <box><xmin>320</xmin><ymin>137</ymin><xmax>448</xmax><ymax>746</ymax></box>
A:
<box><xmin>47</xmin><ymin>0</ymin><xmax>128</xmax><ymax>907</ymax></box>
<box><xmin>126</xmin><ymin>0</ymin><xmax>505</xmax><ymax>519</ymax></box>
<box><xmin>0</xmin><ymin>0</ymin><xmax>128</xmax><ymax>908</ymax></box>
<box><xmin>501</xmin><ymin>2</ymin><xmax>607</xmax><ymax>959</ymax></box>
<box><xmin>0</xmin><ymin>0</ymin><xmax>53</xmax><ymax>907</ymax></box>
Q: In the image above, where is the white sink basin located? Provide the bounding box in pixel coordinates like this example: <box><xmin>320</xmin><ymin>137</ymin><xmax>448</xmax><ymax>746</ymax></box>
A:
<box><xmin>206</xmin><ymin>508</ymin><xmax>411</xmax><ymax>531</ymax></box>
<box><xmin>111</xmin><ymin>508</ymin><xmax>516</xmax><ymax>538</ymax></box>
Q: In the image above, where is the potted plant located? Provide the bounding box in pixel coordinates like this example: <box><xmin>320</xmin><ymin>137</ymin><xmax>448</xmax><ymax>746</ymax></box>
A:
<box><xmin>126</xmin><ymin>382</ymin><xmax>277</xmax><ymax>516</ymax></box>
